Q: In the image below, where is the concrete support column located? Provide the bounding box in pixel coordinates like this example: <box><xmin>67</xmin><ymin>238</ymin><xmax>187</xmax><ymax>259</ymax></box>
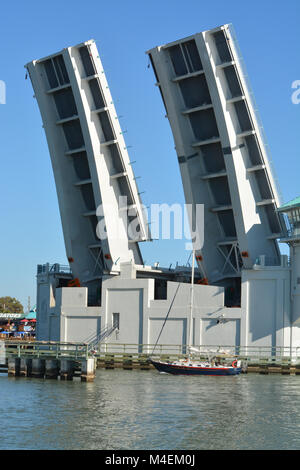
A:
<box><xmin>45</xmin><ymin>359</ymin><xmax>59</xmax><ymax>379</ymax></box>
<box><xmin>60</xmin><ymin>359</ymin><xmax>74</xmax><ymax>380</ymax></box>
<box><xmin>31</xmin><ymin>359</ymin><xmax>45</xmax><ymax>378</ymax></box>
<box><xmin>8</xmin><ymin>357</ymin><xmax>20</xmax><ymax>376</ymax></box>
<box><xmin>81</xmin><ymin>358</ymin><xmax>96</xmax><ymax>382</ymax></box>
<box><xmin>20</xmin><ymin>358</ymin><xmax>32</xmax><ymax>377</ymax></box>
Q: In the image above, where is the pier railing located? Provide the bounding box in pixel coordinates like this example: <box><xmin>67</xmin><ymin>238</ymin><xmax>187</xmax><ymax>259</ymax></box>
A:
<box><xmin>3</xmin><ymin>341</ymin><xmax>300</xmax><ymax>364</ymax></box>
<box><xmin>97</xmin><ymin>343</ymin><xmax>300</xmax><ymax>364</ymax></box>
<box><xmin>3</xmin><ymin>340</ymin><xmax>90</xmax><ymax>360</ymax></box>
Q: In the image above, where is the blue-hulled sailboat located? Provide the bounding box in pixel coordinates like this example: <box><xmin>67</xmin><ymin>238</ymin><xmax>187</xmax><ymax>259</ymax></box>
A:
<box><xmin>150</xmin><ymin>251</ymin><xmax>243</xmax><ymax>376</ymax></box>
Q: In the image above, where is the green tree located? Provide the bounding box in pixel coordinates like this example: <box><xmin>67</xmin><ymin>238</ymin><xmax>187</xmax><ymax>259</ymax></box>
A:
<box><xmin>0</xmin><ymin>297</ymin><xmax>24</xmax><ymax>314</ymax></box>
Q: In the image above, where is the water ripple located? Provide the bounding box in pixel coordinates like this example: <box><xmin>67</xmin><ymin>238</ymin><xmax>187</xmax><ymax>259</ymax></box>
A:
<box><xmin>1</xmin><ymin>371</ymin><xmax>300</xmax><ymax>449</ymax></box>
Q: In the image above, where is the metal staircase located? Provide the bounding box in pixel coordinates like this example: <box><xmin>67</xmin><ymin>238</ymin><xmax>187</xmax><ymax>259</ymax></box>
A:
<box><xmin>84</xmin><ymin>324</ymin><xmax>117</xmax><ymax>352</ymax></box>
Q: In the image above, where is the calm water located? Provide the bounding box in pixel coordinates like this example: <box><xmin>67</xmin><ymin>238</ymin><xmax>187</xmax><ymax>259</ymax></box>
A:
<box><xmin>1</xmin><ymin>369</ymin><xmax>300</xmax><ymax>450</ymax></box>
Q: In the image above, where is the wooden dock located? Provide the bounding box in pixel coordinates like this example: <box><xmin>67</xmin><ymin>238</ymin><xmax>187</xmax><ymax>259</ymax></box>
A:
<box><xmin>95</xmin><ymin>354</ymin><xmax>300</xmax><ymax>374</ymax></box>
<box><xmin>2</xmin><ymin>341</ymin><xmax>300</xmax><ymax>377</ymax></box>
<box><xmin>0</xmin><ymin>340</ymin><xmax>96</xmax><ymax>381</ymax></box>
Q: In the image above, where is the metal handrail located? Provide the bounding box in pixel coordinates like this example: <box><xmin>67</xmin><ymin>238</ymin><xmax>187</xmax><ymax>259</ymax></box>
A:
<box><xmin>4</xmin><ymin>340</ymin><xmax>90</xmax><ymax>360</ymax></box>
<box><xmin>4</xmin><ymin>341</ymin><xmax>300</xmax><ymax>362</ymax></box>
<box><xmin>97</xmin><ymin>343</ymin><xmax>300</xmax><ymax>361</ymax></box>
<box><xmin>86</xmin><ymin>324</ymin><xmax>117</xmax><ymax>352</ymax></box>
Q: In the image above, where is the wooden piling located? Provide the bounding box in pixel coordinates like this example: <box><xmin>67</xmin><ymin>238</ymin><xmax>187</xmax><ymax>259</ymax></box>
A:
<box><xmin>8</xmin><ymin>357</ymin><xmax>20</xmax><ymax>377</ymax></box>
<box><xmin>281</xmin><ymin>364</ymin><xmax>291</xmax><ymax>375</ymax></box>
<box><xmin>20</xmin><ymin>358</ymin><xmax>32</xmax><ymax>377</ymax></box>
<box><xmin>45</xmin><ymin>360</ymin><xmax>59</xmax><ymax>379</ymax></box>
<box><xmin>123</xmin><ymin>354</ymin><xmax>133</xmax><ymax>370</ymax></box>
<box><xmin>31</xmin><ymin>359</ymin><xmax>45</xmax><ymax>378</ymax></box>
<box><xmin>104</xmin><ymin>354</ymin><xmax>115</xmax><ymax>369</ymax></box>
<box><xmin>259</xmin><ymin>364</ymin><xmax>269</xmax><ymax>374</ymax></box>
<box><xmin>60</xmin><ymin>359</ymin><xmax>74</xmax><ymax>381</ymax></box>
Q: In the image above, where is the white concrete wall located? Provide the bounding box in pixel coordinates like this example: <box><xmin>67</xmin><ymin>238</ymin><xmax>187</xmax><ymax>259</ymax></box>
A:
<box><xmin>36</xmin><ymin>274</ymin><xmax>102</xmax><ymax>343</ymax></box>
<box><xmin>242</xmin><ymin>264</ymin><xmax>291</xmax><ymax>349</ymax></box>
<box><xmin>58</xmin><ymin>286</ymin><xmax>102</xmax><ymax>343</ymax></box>
<box><xmin>36</xmin><ymin>262</ymin><xmax>300</xmax><ymax>352</ymax></box>
<box><xmin>37</xmin><ymin>273</ymin><xmax>242</xmax><ymax>350</ymax></box>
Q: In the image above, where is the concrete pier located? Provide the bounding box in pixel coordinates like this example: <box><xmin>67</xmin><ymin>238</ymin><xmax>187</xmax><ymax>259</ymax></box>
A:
<box><xmin>81</xmin><ymin>358</ymin><xmax>96</xmax><ymax>382</ymax></box>
<box><xmin>45</xmin><ymin>360</ymin><xmax>59</xmax><ymax>379</ymax></box>
<box><xmin>20</xmin><ymin>358</ymin><xmax>32</xmax><ymax>377</ymax></box>
<box><xmin>60</xmin><ymin>359</ymin><xmax>74</xmax><ymax>381</ymax></box>
<box><xmin>8</xmin><ymin>358</ymin><xmax>20</xmax><ymax>377</ymax></box>
<box><xmin>31</xmin><ymin>359</ymin><xmax>45</xmax><ymax>378</ymax></box>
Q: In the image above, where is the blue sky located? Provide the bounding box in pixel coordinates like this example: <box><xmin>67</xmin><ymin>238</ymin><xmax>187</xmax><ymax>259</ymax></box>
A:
<box><xmin>0</xmin><ymin>0</ymin><xmax>299</xmax><ymax>310</ymax></box>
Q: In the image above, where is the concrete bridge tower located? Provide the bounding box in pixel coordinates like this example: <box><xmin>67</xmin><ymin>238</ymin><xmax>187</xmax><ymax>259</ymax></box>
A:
<box><xmin>147</xmin><ymin>24</ymin><xmax>285</xmax><ymax>301</ymax></box>
<box><xmin>26</xmin><ymin>40</ymin><xmax>150</xmax><ymax>304</ymax></box>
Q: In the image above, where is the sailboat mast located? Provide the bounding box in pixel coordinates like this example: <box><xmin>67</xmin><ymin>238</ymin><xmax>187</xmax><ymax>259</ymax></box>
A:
<box><xmin>188</xmin><ymin>249</ymin><xmax>195</xmax><ymax>351</ymax></box>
